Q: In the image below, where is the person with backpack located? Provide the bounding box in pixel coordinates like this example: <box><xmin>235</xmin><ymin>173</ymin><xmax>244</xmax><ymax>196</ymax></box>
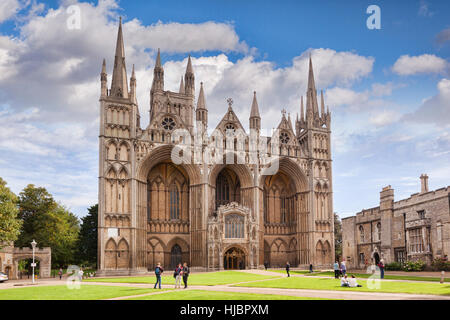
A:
<box><xmin>182</xmin><ymin>262</ymin><xmax>190</xmax><ymax>289</ymax></box>
<box><xmin>285</xmin><ymin>261</ymin><xmax>290</xmax><ymax>277</ymax></box>
<box><xmin>154</xmin><ymin>263</ymin><xmax>164</xmax><ymax>289</ymax></box>
<box><xmin>174</xmin><ymin>263</ymin><xmax>182</xmax><ymax>289</ymax></box>
<box><xmin>333</xmin><ymin>261</ymin><xmax>340</xmax><ymax>279</ymax></box>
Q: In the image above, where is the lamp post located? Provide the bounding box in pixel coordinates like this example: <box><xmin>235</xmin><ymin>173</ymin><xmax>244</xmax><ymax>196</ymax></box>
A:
<box><xmin>31</xmin><ymin>240</ymin><xmax>37</xmax><ymax>284</ymax></box>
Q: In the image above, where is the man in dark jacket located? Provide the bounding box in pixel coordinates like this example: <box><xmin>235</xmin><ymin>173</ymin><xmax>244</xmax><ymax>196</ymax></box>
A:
<box><xmin>182</xmin><ymin>262</ymin><xmax>190</xmax><ymax>289</ymax></box>
<box><xmin>154</xmin><ymin>263</ymin><xmax>164</xmax><ymax>289</ymax></box>
<box><xmin>286</xmin><ymin>261</ymin><xmax>290</xmax><ymax>277</ymax></box>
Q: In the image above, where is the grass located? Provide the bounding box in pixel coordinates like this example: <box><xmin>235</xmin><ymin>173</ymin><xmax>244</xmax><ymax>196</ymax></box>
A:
<box><xmin>0</xmin><ymin>285</ymin><xmax>168</xmax><ymax>300</ymax></box>
<box><xmin>128</xmin><ymin>289</ymin><xmax>331</xmax><ymax>300</ymax></box>
<box><xmin>87</xmin><ymin>271</ymin><xmax>278</xmax><ymax>286</ymax></box>
<box><xmin>304</xmin><ymin>271</ymin><xmax>450</xmax><ymax>283</ymax></box>
<box><xmin>234</xmin><ymin>276</ymin><xmax>450</xmax><ymax>296</ymax></box>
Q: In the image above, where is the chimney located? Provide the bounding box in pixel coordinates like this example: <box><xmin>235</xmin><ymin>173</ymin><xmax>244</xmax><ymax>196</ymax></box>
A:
<box><xmin>420</xmin><ymin>174</ymin><xmax>429</xmax><ymax>193</ymax></box>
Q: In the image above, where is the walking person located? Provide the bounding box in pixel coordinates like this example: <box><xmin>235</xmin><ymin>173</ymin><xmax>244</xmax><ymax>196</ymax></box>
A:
<box><xmin>154</xmin><ymin>263</ymin><xmax>164</xmax><ymax>289</ymax></box>
<box><xmin>340</xmin><ymin>261</ymin><xmax>346</xmax><ymax>276</ymax></box>
<box><xmin>378</xmin><ymin>259</ymin><xmax>385</xmax><ymax>279</ymax></box>
<box><xmin>333</xmin><ymin>261</ymin><xmax>340</xmax><ymax>279</ymax></box>
<box><xmin>58</xmin><ymin>268</ymin><xmax>63</xmax><ymax>280</ymax></box>
<box><xmin>286</xmin><ymin>261</ymin><xmax>290</xmax><ymax>277</ymax></box>
<box><xmin>174</xmin><ymin>263</ymin><xmax>182</xmax><ymax>289</ymax></box>
<box><xmin>309</xmin><ymin>263</ymin><xmax>313</xmax><ymax>273</ymax></box>
<box><xmin>182</xmin><ymin>262</ymin><xmax>190</xmax><ymax>289</ymax></box>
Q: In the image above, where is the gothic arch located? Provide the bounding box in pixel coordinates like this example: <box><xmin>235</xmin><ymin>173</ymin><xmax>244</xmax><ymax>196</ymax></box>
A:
<box><xmin>208</xmin><ymin>153</ymin><xmax>253</xmax><ymax>189</ymax></box>
<box><xmin>259</xmin><ymin>157</ymin><xmax>307</xmax><ymax>193</ymax></box>
<box><xmin>137</xmin><ymin>144</ymin><xmax>201</xmax><ymax>184</ymax></box>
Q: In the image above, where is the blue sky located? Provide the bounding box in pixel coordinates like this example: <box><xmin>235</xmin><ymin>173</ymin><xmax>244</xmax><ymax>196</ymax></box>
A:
<box><xmin>0</xmin><ymin>0</ymin><xmax>449</xmax><ymax>218</ymax></box>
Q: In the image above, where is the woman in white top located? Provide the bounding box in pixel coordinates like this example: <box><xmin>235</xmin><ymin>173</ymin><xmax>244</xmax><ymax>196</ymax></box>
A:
<box><xmin>348</xmin><ymin>275</ymin><xmax>362</xmax><ymax>287</ymax></box>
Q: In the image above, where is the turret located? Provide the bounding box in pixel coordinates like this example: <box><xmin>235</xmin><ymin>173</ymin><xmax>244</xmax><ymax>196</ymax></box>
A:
<box><xmin>179</xmin><ymin>76</ymin><xmax>185</xmax><ymax>94</ymax></box>
<box><xmin>249</xmin><ymin>91</ymin><xmax>261</xmax><ymax>131</ymax></box>
<box><xmin>184</xmin><ymin>55</ymin><xmax>195</xmax><ymax>96</ymax></box>
<box><xmin>151</xmin><ymin>48</ymin><xmax>164</xmax><ymax>92</ymax></box>
<box><xmin>100</xmin><ymin>58</ymin><xmax>107</xmax><ymax>97</ymax></box>
<box><xmin>130</xmin><ymin>64</ymin><xmax>137</xmax><ymax>104</ymax></box>
<box><xmin>196</xmin><ymin>82</ymin><xmax>208</xmax><ymax>128</ymax></box>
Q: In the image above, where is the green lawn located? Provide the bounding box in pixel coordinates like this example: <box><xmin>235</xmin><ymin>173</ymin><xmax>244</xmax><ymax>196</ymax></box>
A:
<box><xmin>304</xmin><ymin>271</ymin><xmax>450</xmax><ymax>283</ymax></box>
<box><xmin>234</xmin><ymin>276</ymin><xmax>450</xmax><ymax>296</ymax></box>
<box><xmin>0</xmin><ymin>285</ymin><xmax>168</xmax><ymax>300</ymax></box>
<box><xmin>87</xmin><ymin>271</ymin><xmax>279</xmax><ymax>286</ymax></box>
<box><xmin>128</xmin><ymin>289</ymin><xmax>330</xmax><ymax>300</ymax></box>
<box><xmin>269</xmin><ymin>270</ymin><xmax>319</xmax><ymax>275</ymax></box>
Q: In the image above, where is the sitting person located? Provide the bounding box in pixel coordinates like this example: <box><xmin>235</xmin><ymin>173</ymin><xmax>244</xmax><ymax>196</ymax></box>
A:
<box><xmin>348</xmin><ymin>275</ymin><xmax>362</xmax><ymax>287</ymax></box>
<box><xmin>340</xmin><ymin>275</ymin><xmax>350</xmax><ymax>287</ymax></box>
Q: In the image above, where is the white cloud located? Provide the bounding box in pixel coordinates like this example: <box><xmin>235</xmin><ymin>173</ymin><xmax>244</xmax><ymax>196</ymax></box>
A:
<box><xmin>0</xmin><ymin>0</ymin><xmax>21</xmax><ymax>23</ymax></box>
<box><xmin>392</xmin><ymin>54</ymin><xmax>447</xmax><ymax>76</ymax></box>
<box><xmin>325</xmin><ymin>87</ymin><xmax>369</xmax><ymax>108</ymax></box>
<box><xmin>369</xmin><ymin>110</ymin><xmax>401</xmax><ymax>127</ymax></box>
<box><xmin>403</xmin><ymin>78</ymin><xmax>450</xmax><ymax>126</ymax></box>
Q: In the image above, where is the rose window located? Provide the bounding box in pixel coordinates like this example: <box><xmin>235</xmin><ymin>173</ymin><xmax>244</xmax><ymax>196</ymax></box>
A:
<box><xmin>162</xmin><ymin>117</ymin><xmax>175</xmax><ymax>130</ymax></box>
<box><xmin>225</xmin><ymin>123</ymin><xmax>235</xmax><ymax>135</ymax></box>
<box><xmin>280</xmin><ymin>132</ymin><xmax>290</xmax><ymax>144</ymax></box>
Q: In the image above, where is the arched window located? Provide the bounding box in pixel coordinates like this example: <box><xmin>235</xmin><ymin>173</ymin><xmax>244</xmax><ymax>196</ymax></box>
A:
<box><xmin>280</xmin><ymin>192</ymin><xmax>286</xmax><ymax>224</ymax></box>
<box><xmin>170</xmin><ymin>244</ymin><xmax>182</xmax><ymax>269</ymax></box>
<box><xmin>359</xmin><ymin>225</ymin><xmax>365</xmax><ymax>243</ymax></box>
<box><xmin>216</xmin><ymin>172</ymin><xmax>230</xmax><ymax>209</ymax></box>
<box><xmin>169</xmin><ymin>184</ymin><xmax>180</xmax><ymax>220</ymax></box>
<box><xmin>377</xmin><ymin>222</ymin><xmax>381</xmax><ymax>241</ymax></box>
<box><xmin>147</xmin><ymin>184</ymin><xmax>151</xmax><ymax>221</ymax></box>
<box><xmin>263</xmin><ymin>188</ymin><xmax>268</xmax><ymax>223</ymax></box>
<box><xmin>225</xmin><ymin>214</ymin><xmax>244</xmax><ymax>238</ymax></box>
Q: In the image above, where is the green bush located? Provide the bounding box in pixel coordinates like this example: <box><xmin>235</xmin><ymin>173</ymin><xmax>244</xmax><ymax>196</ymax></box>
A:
<box><xmin>431</xmin><ymin>257</ymin><xmax>450</xmax><ymax>271</ymax></box>
<box><xmin>403</xmin><ymin>260</ymin><xmax>426</xmax><ymax>272</ymax></box>
<box><xmin>385</xmin><ymin>262</ymin><xmax>403</xmax><ymax>271</ymax></box>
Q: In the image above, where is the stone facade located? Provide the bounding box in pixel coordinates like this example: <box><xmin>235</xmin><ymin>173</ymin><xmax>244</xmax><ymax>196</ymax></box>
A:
<box><xmin>0</xmin><ymin>244</ymin><xmax>51</xmax><ymax>279</ymax></box>
<box><xmin>97</xmin><ymin>20</ymin><xmax>335</xmax><ymax>275</ymax></box>
<box><xmin>342</xmin><ymin>175</ymin><xmax>450</xmax><ymax>269</ymax></box>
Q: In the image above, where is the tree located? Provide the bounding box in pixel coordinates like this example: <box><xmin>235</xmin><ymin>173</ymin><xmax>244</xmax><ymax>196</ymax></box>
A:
<box><xmin>15</xmin><ymin>184</ymin><xmax>57</xmax><ymax>248</ymax></box>
<box><xmin>334</xmin><ymin>213</ymin><xmax>342</xmax><ymax>261</ymax></box>
<box><xmin>76</xmin><ymin>204</ymin><xmax>98</xmax><ymax>267</ymax></box>
<box><xmin>15</xmin><ymin>184</ymin><xmax>80</xmax><ymax>267</ymax></box>
<box><xmin>0</xmin><ymin>177</ymin><xmax>22</xmax><ymax>248</ymax></box>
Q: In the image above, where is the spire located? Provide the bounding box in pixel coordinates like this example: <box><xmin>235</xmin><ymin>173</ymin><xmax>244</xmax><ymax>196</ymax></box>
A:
<box><xmin>151</xmin><ymin>48</ymin><xmax>164</xmax><ymax>92</ymax></box>
<box><xmin>101</xmin><ymin>58</ymin><xmax>106</xmax><ymax>74</ymax></box>
<box><xmin>250</xmin><ymin>91</ymin><xmax>261</xmax><ymax>118</ymax></box>
<box><xmin>197</xmin><ymin>82</ymin><xmax>206</xmax><ymax>110</ymax></box>
<box><xmin>306</xmin><ymin>55</ymin><xmax>319</xmax><ymax>118</ymax></box>
<box><xmin>186</xmin><ymin>54</ymin><xmax>193</xmax><ymax>74</ymax></box>
<box><xmin>320</xmin><ymin>90</ymin><xmax>325</xmax><ymax>116</ymax></box>
<box><xmin>131</xmin><ymin>64</ymin><xmax>136</xmax><ymax>79</ymax></box>
<box><xmin>184</xmin><ymin>54</ymin><xmax>195</xmax><ymax>95</ymax></box>
<box><xmin>110</xmin><ymin>17</ymin><xmax>128</xmax><ymax>98</ymax></box>
<box><xmin>300</xmin><ymin>96</ymin><xmax>304</xmax><ymax>122</ymax></box>
<box><xmin>179</xmin><ymin>76</ymin><xmax>185</xmax><ymax>94</ymax></box>
<box><xmin>155</xmin><ymin>48</ymin><xmax>161</xmax><ymax>68</ymax></box>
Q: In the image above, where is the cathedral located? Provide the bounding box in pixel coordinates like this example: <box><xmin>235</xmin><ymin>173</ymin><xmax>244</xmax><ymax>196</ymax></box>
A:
<box><xmin>97</xmin><ymin>19</ymin><xmax>334</xmax><ymax>275</ymax></box>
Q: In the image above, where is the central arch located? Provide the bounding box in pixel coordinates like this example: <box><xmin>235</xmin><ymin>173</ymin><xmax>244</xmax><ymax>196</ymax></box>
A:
<box><xmin>223</xmin><ymin>247</ymin><xmax>246</xmax><ymax>270</ymax></box>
